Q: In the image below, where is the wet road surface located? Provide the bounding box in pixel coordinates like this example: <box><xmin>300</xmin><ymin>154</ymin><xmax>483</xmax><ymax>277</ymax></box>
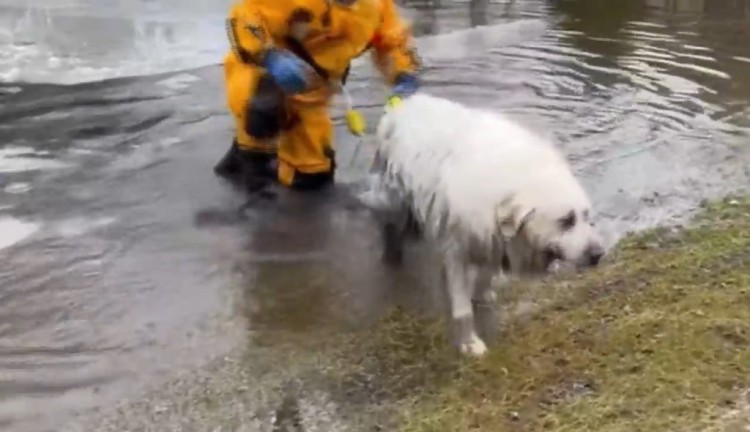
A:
<box><xmin>2</xmin><ymin>0</ymin><xmax>750</xmax><ymax>430</ymax></box>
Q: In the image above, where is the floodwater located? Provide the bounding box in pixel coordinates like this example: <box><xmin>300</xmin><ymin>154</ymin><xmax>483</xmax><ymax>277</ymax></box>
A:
<box><xmin>1</xmin><ymin>0</ymin><xmax>750</xmax><ymax>430</ymax></box>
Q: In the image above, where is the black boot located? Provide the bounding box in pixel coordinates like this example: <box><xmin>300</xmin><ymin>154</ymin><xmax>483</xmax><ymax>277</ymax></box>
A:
<box><xmin>214</xmin><ymin>140</ymin><xmax>278</xmax><ymax>195</ymax></box>
<box><xmin>288</xmin><ymin>147</ymin><xmax>335</xmax><ymax>192</ymax></box>
<box><xmin>238</xmin><ymin>151</ymin><xmax>277</xmax><ymax>195</ymax></box>
<box><xmin>213</xmin><ymin>140</ymin><xmax>243</xmax><ymax>184</ymax></box>
<box><xmin>289</xmin><ymin>171</ymin><xmax>334</xmax><ymax>191</ymax></box>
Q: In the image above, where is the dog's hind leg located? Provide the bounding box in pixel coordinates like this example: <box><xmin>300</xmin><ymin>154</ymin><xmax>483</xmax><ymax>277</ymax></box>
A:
<box><xmin>443</xmin><ymin>249</ymin><xmax>487</xmax><ymax>357</ymax></box>
<box><xmin>471</xmin><ymin>266</ymin><xmax>497</xmax><ymax>304</ymax></box>
<box><xmin>381</xmin><ymin>221</ymin><xmax>407</xmax><ymax>265</ymax></box>
<box><xmin>380</xmin><ymin>203</ymin><xmax>413</xmax><ymax>266</ymax></box>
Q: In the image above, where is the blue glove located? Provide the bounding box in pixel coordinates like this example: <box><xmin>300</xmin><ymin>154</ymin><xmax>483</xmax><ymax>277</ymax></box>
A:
<box><xmin>392</xmin><ymin>73</ymin><xmax>420</xmax><ymax>98</ymax></box>
<box><xmin>262</xmin><ymin>49</ymin><xmax>311</xmax><ymax>94</ymax></box>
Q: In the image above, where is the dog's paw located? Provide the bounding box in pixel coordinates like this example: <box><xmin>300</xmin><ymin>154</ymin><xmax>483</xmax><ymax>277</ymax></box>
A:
<box><xmin>459</xmin><ymin>334</ymin><xmax>488</xmax><ymax>357</ymax></box>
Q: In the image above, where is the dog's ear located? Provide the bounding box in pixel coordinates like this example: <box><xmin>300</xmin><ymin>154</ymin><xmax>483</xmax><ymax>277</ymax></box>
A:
<box><xmin>497</xmin><ymin>196</ymin><xmax>536</xmax><ymax>238</ymax></box>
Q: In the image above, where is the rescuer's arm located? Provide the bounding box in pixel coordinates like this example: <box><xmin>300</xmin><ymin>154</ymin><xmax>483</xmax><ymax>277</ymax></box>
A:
<box><xmin>226</xmin><ymin>1</ymin><xmax>312</xmax><ymax>94</ymax></box>
<box><xmin>370</xmin><ymin>0</ymin><xmax>421</xmax><ymax>96</ymax></box>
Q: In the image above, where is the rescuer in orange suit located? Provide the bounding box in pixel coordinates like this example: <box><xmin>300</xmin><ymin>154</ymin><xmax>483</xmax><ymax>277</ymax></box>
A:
<box><xmin>214</xmin><ymin>0</ymin><xmax>421</xmax><ymax>192</ymax></box>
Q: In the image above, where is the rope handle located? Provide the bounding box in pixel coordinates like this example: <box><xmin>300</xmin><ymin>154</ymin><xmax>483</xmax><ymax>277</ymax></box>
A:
<box><xmin>340</xmin><ymin>86</ymin><xmax>366</xmax><ymax>136</ymax></box>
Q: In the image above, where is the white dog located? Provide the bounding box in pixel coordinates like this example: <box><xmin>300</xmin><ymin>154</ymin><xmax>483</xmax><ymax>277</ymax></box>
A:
<box><xmin>360</xmin><ymin>93</ymin><xmax>605</xmax><ymax>357</ymax></box>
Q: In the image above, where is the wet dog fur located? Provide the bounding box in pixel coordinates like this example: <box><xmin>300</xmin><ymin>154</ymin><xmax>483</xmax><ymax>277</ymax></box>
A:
<box><xmin>359</xmin><ymin>93</ymin><xmax>605</xmax><ymax>357</ymax></box>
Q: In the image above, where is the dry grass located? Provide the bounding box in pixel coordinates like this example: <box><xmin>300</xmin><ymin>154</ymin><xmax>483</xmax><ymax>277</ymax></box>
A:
<box><xmin>328</xmin><ymin>196</ymin><xmax>750</xmax><ymax>432</ymax></box>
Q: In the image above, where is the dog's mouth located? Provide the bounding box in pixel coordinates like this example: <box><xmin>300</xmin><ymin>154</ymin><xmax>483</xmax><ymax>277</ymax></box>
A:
<box><xmin>546</xmin><ymin>246</ymin><xmax>606</xmax><ymax>273</ymax></box>
<box><xmin>525</xmin><ymin>247</ymin><xmax>562</xmax><ymax>274</ymax></box>
<box><xmin>543</xmin><ymin>246</ymin><xmax>563</xmax><ymax>268</ymax></box>
<box><xmin>542</xmin><ymin>246</ymin><xmax>577</xmax><ymax>274</ymax></box>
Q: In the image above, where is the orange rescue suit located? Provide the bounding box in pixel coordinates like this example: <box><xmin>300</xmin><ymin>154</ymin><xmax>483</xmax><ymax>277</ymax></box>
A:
<box><xmin>223</xmin><ymin>0</ymin><xmax>420</xmax><ymax>187</ymax></box>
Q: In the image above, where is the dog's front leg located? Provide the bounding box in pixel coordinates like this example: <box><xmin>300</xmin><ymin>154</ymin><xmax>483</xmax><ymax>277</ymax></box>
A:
<box><xmin>472</xmin><ymin>265</ymin><xmax>500</xmax><ymax>349</ymax></box>
<box><xmin>443</xmin><ymin>250</ymin><xmax>488</xmax><ymax>357</ymax></box>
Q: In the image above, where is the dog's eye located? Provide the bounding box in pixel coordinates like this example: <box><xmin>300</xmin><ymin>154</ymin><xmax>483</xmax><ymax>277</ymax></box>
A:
<box><xmin>558</xmin><ymin>211</ymin><xmax>576</xmax><ymax>231</ymax></box>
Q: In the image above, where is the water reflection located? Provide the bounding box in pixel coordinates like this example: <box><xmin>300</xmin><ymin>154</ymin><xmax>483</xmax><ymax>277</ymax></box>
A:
<box><xmin>470</xmin><ymin>0</ymin><xmax>490</xmax><ymax>27</ymax></box>
<box><xmin>239</xmin><ymin>193</ymin><xmax>345</xmax><ymax>342</ymax></box>
<box><xmin>550</xmin><ymin>0</ymin><xmax>646</xmax><ymax>60</ymax></box>
<box><xmin>646</xmin><ymin>0</ymin><xmax>701</xmax><ymax>12</ymax></box>
<box><xmin>401</xmin><ymin>0</ymin><xmax>526</xmax><ymax>37</ymax></box>
<box><xmin>647</xmin><ymin>0</ymin><xmax>750</xmax><ymax>16</ymax></box>
<box><xmin>409</xmin><ymin>3</ymin><xmax>439</xmax><ymax>36</ymax></box>
<box><xmin>545</xmin><ymin>0</ymin><xmax>750</xmax><ymax>123</ymax></box>
<box><xmin>233</xmin><ymin>186</ymin><xmax>450</xmax><ymax>346</ymax></box>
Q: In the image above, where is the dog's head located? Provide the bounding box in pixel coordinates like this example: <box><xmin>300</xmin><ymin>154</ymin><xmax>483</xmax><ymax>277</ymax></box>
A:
<box><xmin>496</xmin><ymin>191</ymin><xmax>605</xmax><ymax>273</ymax></box>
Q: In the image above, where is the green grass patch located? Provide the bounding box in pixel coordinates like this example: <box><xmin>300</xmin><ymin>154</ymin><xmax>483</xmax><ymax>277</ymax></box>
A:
<box><xmin>330</xmin><ymin>196</ymin><xmax>750</xmax><ymax>432</ymax></box>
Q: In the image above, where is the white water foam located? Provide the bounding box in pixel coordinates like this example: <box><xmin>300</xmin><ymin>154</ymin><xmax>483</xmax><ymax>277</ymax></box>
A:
<box><xmin>54</xmin><ymin>216</ymin><xmax>116</xmax><ymax>238</ymax></box>
<box><xmin>0</xmin><ymin>216</ymin><xmax>38</xmax><ymax>251</ymax></box>
<box><xmin>0</xmin><ymin>146</ymin><xmax>70</xmax><ymax>173</ymax></box>
<box><xmin>4</xmin><ymin>182</ymin><xmax>32</xmax><ymax>194</ymax></box>
<box><xmin>156</xmin><ymin>73</ymin><xmax>201</xmax><ymax>91</ymax></box>
<box><xmin>0</xmin><ymin>85</ymin><xmax>21</xmax><ymax>94</ymax></box>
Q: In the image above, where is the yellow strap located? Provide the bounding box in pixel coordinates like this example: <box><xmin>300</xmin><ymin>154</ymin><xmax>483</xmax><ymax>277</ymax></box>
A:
<box><xmin>343</xmin><ymin>95</ymin><xmax>402</xmax><ymax>138</ymax></box>
<box><xmin>387</xmin><ymin>95</ymin><xmax>403</xmax><ymax>108</ymax></box>
<box><xmin>345</xmin><ymin>109</ymin><xmax>366</xmax><ymax>136</ymax></box>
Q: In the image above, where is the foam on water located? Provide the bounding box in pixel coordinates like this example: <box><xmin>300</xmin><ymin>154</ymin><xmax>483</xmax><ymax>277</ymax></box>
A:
<box><xmin>0</xmin><ymin>146</ymin><xmax>70</xmax><ymax>173</ymax></box>
<box><xmin>0</xmin><ymin>216</ymin><xmax>38</xmax><ymax>251</ymax></box>
<box><xmin>0</xmin><ymin>85</ymin><xmax>21</xmax><ymax>94</ymax></box>
<box><xmin>156</xmin><ymin>73</ymin><xmax>202</xmax><ymax>91</ymax></box>
<box><xmin>54</xmin><ymin>216</ymin><xmax>116</xmax><ymax>238</ymax></box>
<box><xmin>4</xmin><ymin>182</ymin><xmax>32</xmax><ymax>194</ymax></box>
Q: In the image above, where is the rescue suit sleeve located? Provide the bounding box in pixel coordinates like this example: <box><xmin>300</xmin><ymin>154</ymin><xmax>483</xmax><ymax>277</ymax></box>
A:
<box><xmin>370</xmin><ymin>0</ymin><xmax>421</xmax><ymax>84</ymax></box>
<box><xmin>226</xmin><ymin>2</ymin><xmax>275</xmax><ymax>65</ymax></box>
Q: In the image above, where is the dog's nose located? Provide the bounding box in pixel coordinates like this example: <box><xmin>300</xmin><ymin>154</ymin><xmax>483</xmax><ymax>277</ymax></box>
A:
<box><xmin>588</xmin><ymin>245</ymin><xmax>605</xmax><ymax>266</ymax></box>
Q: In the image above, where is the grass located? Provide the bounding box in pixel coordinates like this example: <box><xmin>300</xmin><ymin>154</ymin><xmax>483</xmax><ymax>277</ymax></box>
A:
<box><xmin>325</xmin><ymin>196</ymin><xmax>750</xmax><ymax>432</ymax></box>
